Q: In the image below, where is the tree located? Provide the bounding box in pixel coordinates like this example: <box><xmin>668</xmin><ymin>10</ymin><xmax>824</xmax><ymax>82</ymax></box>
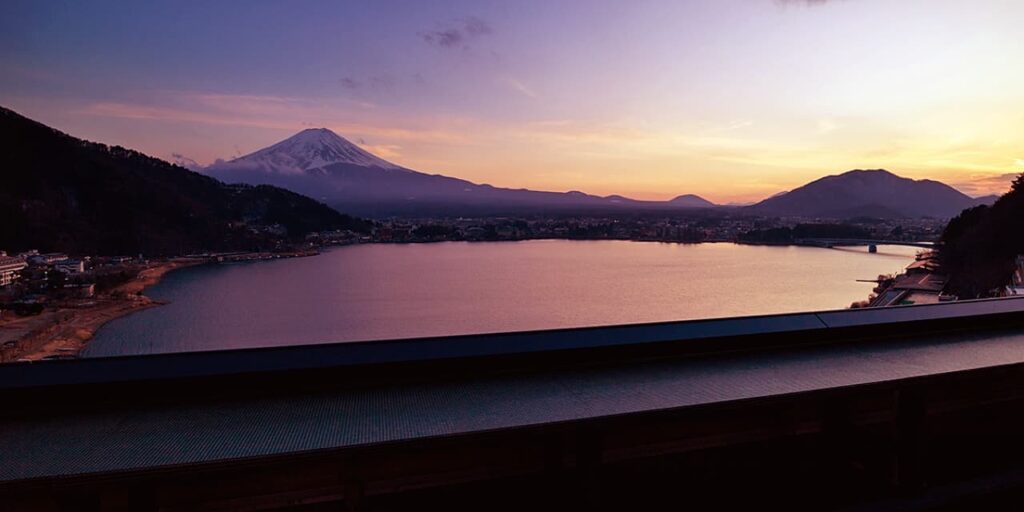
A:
<box><xmin>46</xmin><ymin>269</ymin><xmax>66</xmax><ymax>291</ymax></box>
<box><xmin>939</xmin><ymin>173</ymin><xmax>1024</xmax><ymax>298</ymax></box>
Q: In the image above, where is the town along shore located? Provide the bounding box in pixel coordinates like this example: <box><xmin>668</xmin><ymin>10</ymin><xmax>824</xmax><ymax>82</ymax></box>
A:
<box><xmin>0</xmin><ymin>248</ymin><xmax>323</xmax><ymax>362</ymax></box>
<box><xmin>0</xmin><ymin>259</ymin><xmax>202</xmax><ymax>362</ymax></box>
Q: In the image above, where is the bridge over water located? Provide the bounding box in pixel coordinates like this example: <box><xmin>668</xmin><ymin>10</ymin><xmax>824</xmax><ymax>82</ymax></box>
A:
<box><xmin>796</xmin><ymin>238</ymin><xmax>936</xmax><ymax>251</ymax></box>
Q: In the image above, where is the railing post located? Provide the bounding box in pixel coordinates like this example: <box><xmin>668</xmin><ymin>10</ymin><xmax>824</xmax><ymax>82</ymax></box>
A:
<box><xmin>574</xmin><ymin>428</ymin><xmax>604</xmax><ymax>506</ymax></box>
<box><xmin>891</xmin><ymin>387</ymin><xmax>927</xmax><ymax>489</ymax></box>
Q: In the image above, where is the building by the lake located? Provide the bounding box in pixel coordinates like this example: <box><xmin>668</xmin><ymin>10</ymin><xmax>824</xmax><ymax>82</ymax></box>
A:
<box><xmin>0</xmin><ymin>253</ymin><xmax>29</xmax><ymax>287</ymax></box>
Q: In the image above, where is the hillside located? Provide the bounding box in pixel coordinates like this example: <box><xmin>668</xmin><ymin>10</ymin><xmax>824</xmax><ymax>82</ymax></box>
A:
<box><xmin>0</xmin><ymin>107</ymin><xmax>370</xmax><ymax>256</ymax></box>
<box><xmin>748</xmin><ymin>169</ymin><xmax>991</xmax><ymax>219</ymax></box>
<box><xmin>668</xmin><ymin>194</ymin><xmax>717</xmax><ymax>208</ymax></box>
<box><xmin>939</xmin><ymin>174</ymin><xmax>1024</xmax><ymax>298</ymax></box>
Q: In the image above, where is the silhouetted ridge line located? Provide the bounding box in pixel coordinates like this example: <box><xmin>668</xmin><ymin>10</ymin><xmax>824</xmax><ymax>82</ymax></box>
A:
<box><xmin>0</xmin><ymin>106</ymin><xmax>370</xmax><ymax>255</ymax></box>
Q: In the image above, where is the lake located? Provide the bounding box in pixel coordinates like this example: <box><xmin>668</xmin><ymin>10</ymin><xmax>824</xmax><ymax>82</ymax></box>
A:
<box><xmin>84</xmin><ymin>240</ymin><xmax>921</xmax><ymax>357</ymax></box>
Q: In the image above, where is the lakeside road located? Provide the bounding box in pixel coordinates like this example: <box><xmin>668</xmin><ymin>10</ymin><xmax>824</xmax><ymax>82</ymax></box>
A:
<box><xmin>0</xmin><ymin>259</ymin><xmax>205</xmax><ymax>362</ymax></box>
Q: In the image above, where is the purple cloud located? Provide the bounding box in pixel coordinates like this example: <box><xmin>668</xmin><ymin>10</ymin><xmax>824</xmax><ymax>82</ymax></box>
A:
<box><xmin>952</xmin><ymin>172</ymin><xmax>1021</xmax><ymax>197</ymax></box>
<box><xmin>171</xmin><ymin>152</ymin><xmax>202</xmax><ymax>171</ymax></box>
<box><xmin>420</xmin><ymin>17</ymin><xmax>493</xmax><ymax>49</ymax></box>
<box><xmin>339</xmin><ymin>74</ymin><xmax>400</xmax><ymax>94</ymax></box>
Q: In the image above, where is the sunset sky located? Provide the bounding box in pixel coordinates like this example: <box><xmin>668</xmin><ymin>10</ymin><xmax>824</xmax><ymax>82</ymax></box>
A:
<box><xmin>2</xmin><ymin>0</ymin><xmax>1022</xmax><ymax>203</ymax></box>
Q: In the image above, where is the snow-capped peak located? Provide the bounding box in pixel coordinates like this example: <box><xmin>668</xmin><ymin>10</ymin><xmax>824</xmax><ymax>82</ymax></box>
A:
<box><xmin>216</xmin><ymin>128</ymin><xmax>402</xmax><ymax>174</ymax></box>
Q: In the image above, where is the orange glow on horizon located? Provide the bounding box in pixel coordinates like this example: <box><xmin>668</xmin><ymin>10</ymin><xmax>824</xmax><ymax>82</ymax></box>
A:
<box><xmin>4</xmin><ymin>0</ymin><xmax>1023</xmax><ymax>204</ymax></box>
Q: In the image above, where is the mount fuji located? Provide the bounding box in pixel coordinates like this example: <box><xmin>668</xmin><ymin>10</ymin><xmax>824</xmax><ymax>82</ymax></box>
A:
<box><xmin>205</xmin><ymin>128</ymin><xmax>716</xmax><ymax>217</ymax></box>
<box><xmin>212</xmin><ymin>128</ymin><xmax>403</xmax><ymax>174</ymax></box>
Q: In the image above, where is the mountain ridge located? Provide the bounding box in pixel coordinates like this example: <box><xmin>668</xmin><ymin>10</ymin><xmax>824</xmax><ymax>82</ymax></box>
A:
<box><xmin>0</xmin><ymin>107</ymin><xmax>370</xmax><ymax>255</ymax></box>
<box><xmin>206</xmin><ymin>128</ymin><xmax>717</xmax><ymax>217</ymax></box>
<box><xmin>747</xmin><ymin>169</ymin><xmax>996</xmax><ymax>219</ymax></box>
<box><xmin>206</xmin><ymin>129</ymin><xmax>1000</xmax><ymax>219</ymax></box>
<box><xmin>216</xmin><ymin>127</ymin><xmax>404</xmax><ymax>174</ymax></box>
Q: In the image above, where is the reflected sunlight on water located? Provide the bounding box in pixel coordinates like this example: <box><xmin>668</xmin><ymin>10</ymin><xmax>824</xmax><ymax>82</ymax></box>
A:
<box><xmin>85</xmin><ymin>240</ymin><xmax>920</xmax><ymax>356</ymax></box>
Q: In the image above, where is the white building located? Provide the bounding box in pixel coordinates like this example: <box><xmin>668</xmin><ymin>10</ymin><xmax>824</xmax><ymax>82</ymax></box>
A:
<box><xmin>28</xmin><ymin>253</ymin><xmax>69</xmax><ymax>266</ymax></box>
<box><xmin>54</xmin><ymin>259</ymin><xmax>86</xmax><ymax>275</ymax></box>
<box><xmin>0</xmin><ymin>255</ymin><xmax>29</xmax><ymax>287</ymax></box>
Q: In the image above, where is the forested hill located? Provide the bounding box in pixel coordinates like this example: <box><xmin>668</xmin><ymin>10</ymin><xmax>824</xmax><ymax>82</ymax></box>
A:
<box><xmin>939</xmin><ymin>174</ymin><xmax>1024</xmax><ymax>298</ymax></box>
<box><xmin>0</xmin><ymin>106</ymin><xmax>371</xmax><ymax>256</ymax></box>
<box><xmin>747</xmin><ymin>169</ymin><xmax>992</xmax><ymax>219</ymax></box>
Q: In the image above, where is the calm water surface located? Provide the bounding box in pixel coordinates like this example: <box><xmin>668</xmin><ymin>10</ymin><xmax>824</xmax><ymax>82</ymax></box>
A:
<box><xmin>84</xmin><ymin>240</ymin><xmax>920</xmax><ymax>357</ymax></box>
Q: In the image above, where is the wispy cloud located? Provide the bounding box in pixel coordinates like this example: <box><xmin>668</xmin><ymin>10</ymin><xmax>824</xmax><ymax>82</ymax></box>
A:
<box><xmin>951</xmin><ymin>172</ymin><xmax>1021</xmax><ymax>197</ymax></box>
<box><xmin>71</xmin><ymin>91</ymin><xmax>475</xmax><ymax>162</ymax></box>
<box><xmin>504</xmin><ymin>77</ymin><xmax>537</xmax><ymax>98</ymax></box>
<box><xmin>338</xmin><ymin>74</ymin><xmax>398</xmax><ymax>93</ymax></box>
<box><xmin>420</xmin><ymin>17</ymin><xmax>493</xmax><ymax>50</ymax></box>
<box><xmin>339</xmin><ymin>77</ymin><xmax>360</xmax><ymax>90</ymax></box>
<box><xmin>774</xmin><ymin>0</ymin><xmax>844</xmax><ymax>6</ymax></box>
<box><xmin>359</xmin><ymin>143</ymin><xmax>403</xmax><ymax>161</ymax></box>
<box><xmin>40</xmin><ymin>88</ymin><xmax>1023</xmax><ymax>203</ymax></box>
<box><xmin>713</xmin><ymin>120</ymin><xmax>754</xmax><ymax>133</ymax></box>
<box><xmin>170</xmin><ymin>152</ymin><xmax>202</xmax><ymax>171</ymax></box>
<box><xmin>817</xmin><ymin>118</ymin><xmax>840</xmax><ymax>133</ymax></box>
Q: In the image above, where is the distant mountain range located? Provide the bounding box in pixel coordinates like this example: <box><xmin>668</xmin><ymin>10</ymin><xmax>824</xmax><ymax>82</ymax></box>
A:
<box><xmin>206</xmin><ymin>129</ymin><xmax>717</xmax><ymax>217</ymax></box>
<box><xmin>747</xmin><ymin>169</ymin><xmax>998</xmax><ymax>219</ymax></box>
<box><xmin>0</xmin><ymin>107</ymin><xmax>369</xmax><ymax>256</ymax></box>
<box><xmin>206</xmin><ymin>128</ymin><xmax>996</xmax><ymax>219</ymax></box>
<box><xmin>0</xmin><ymin>108</ymin><xmax>1002</xmax><ymax>253</ymax></box>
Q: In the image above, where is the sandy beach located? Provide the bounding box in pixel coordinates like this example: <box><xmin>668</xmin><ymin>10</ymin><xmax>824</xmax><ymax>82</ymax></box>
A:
<box><xmin>0</xmin><ymin>259</ymin><xmax>204</xmax><ymax>362</ymax></box>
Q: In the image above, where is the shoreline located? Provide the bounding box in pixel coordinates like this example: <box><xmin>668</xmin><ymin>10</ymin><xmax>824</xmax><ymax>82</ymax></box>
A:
<box><xmin>329</xmin><ymin>237</ymin><xmax>928</xmax><ymax>249</ymax></box>
<box><xmin>0</xmin><ymin>259</ymin><xmax>205</xmax><ymax>362</ymax></box>
<box><xmin>0</xmin><ymin>241</ymin><xmax>922</xmax><ymax>362</ymax></box>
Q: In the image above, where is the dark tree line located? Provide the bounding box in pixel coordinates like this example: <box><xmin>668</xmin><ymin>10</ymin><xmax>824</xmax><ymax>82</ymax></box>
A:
<box><xmin>0</xmin><ymin>106</ymin><xmax>372</xmax><ymax>256</ymax></box>
<box><xmin>739</xmin><ymin>223</ymin><xmax>872</xmax><ymax>245</ymax></box>
<box><xmin>938</xmin><ymin>174</ymin><xmax>1024</xmax><ymax>298</ymax></box>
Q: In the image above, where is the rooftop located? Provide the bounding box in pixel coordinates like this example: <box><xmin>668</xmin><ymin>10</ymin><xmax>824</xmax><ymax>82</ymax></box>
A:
<box><xmin>3</xmin><ymin>298</ymin><xmax>1024</xmax><ymax>485</ymax></box>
